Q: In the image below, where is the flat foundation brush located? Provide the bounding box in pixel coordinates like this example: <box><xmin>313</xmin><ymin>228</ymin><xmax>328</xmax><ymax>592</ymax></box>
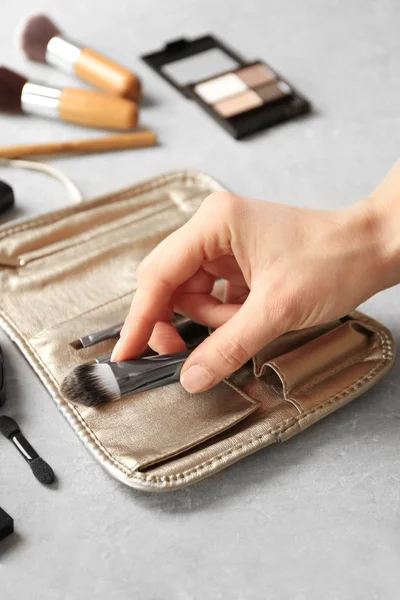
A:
<box><xmin>0</xmin><ymin>66</ymin><xmax>138</xmax><ymax>130</ymax></box>
<box><xmin>62</xmin><ymin>351</ymin><xmax>191</xmax><ymax>407</ymax></box>
<box><xmin>0</xmin><ymin>416</ymin><xmax>55</xmax><ymax>485</ymax></box>
<box><xmin>62</xmin><ymin>322</ymin><xmax>209</xmax><ymax>407</ymax></box>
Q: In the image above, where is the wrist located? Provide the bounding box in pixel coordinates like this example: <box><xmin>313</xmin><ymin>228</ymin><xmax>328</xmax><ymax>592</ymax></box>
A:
<box><xmin>345</xmin><ymin>163</ymin><xmax>400</xmax><ymax>292</ymax></box>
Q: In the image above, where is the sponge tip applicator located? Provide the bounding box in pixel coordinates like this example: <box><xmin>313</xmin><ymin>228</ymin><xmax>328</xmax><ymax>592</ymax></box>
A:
<box><xmin>30</xmin><ymin>457</ymin><xmax>56</xmax><ymax>486</ymax></box>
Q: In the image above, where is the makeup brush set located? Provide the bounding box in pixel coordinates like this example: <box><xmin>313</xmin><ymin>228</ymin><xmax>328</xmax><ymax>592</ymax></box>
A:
<box><xmin>0</xmin><ymin>17</ymin><xmax>315</xmax><ymax>162</ymax></box>
<box><xmin>0</xmin><ymin>13</ymin><xmax>157</xmax><ymax>160</ymax></box>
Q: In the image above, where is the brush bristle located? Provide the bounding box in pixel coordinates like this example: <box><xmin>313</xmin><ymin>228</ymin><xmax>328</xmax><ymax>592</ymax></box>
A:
<box><xmin>0</xmin><ymin>415</ymin><xmax>20</xmax><ymax>439</ymax></box>
<box><xmin>69</xmin><ymin>338</ymin><xmax>83</xmax><ymax>350</ymax></box>
<box><xmin>30</xmin><ymin>457</ymin><xmax>55</xmax><ymax>485</ymax></box>
<box><xmin>61</xmin><ymin>364</ymin><xmax>120</xmax><ymax>407</ymax></box>
<box><xmin>0</xmin><ymin>67</ymin><xmax>27</xmax><ymax>113</ymax></box>
<box><xmin>17</xmin><ymin>14</ymin><xmax>61</xmax><ymax>62</ymax></box>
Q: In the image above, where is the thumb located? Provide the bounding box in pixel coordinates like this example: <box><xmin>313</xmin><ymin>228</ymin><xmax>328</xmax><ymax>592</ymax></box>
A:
<box><xmin>180</xmin><ymin>290</ymin><xmax>287</xmax><ymax>393</ymax></box>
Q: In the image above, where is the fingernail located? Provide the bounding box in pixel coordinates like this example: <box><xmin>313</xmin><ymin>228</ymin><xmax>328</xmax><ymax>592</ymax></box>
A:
<box><xmin>111</xmin><ymin>339</ymin><xmax>122</xmax><ymax>362</ymax></box>
<box><xmin>180</xmin><ymin>364</ymin><xmax>215</xmax><ymax>393</ymax></box>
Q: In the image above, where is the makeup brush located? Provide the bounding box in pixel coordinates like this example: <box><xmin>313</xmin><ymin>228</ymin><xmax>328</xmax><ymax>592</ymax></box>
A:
<box><xmin>90</xmin><ymin>320</ymin><xmax>208</xmax><ymax>364</ymax></box>
<box><xmin>63</xmin><ymin>322</ymin><xmax>209</xmax><ymax>406</ymax></box>
<box><xmin>0</xmin><ymin>131</ymin><xmax>157</xmax><ymax>160</ymax></box>
<box><xmin>70</xmin><ymin>314</ymin><xmax>186</xmax><ymax>350</ymax></box>
<box><xmin>62</xmin><ymin>351</ymin><xmax>192</xmax><ymax>406</ymax></box>
<box><xmin>0</xmin><ymin>67</ymin><xmax>138</xmax><ymax>130</ymax></box>
<box><xmin>0</xmin><ymin>416</ymin><xmax>55</xmax><ymax>485</ymax></box>
<box><xmin>18</xmin><ymin>14</ymin><xmax>142</xmax><ymax>101</ymax></box>
<box><xmin>71</xmin><ymin>323</ymin><xmax>123</xmax><ymax>350</ymax></box>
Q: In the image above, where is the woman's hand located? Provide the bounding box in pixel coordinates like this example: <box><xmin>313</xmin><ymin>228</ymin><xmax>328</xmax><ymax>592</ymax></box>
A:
<box><xmin>112</xmin><ymin>162</ymin><xmax>400</xmax><ymax>393</ymax></box>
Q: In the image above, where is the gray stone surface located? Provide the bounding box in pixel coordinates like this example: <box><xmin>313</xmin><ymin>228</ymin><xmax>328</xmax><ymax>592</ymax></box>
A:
<box><xmin>0</xmin><ymin>1</ymin><xmax>399</xmax><ymax>598</ymax></box>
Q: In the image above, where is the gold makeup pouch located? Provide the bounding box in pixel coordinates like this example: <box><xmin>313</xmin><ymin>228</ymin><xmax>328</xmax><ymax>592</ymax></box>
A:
<box><xmin>0</xmin><ymin>170</ymin><xmax>395</xmax><ymax>491</ymax></box>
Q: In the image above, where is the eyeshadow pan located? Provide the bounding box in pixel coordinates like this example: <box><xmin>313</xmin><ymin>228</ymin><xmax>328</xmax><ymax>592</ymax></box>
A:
<box><xmin>255</xmin><ymin>80</ymin><xmax>292</xmax><ymax>103</ymax></box>
<box><xmin>162</xmin><ymin>48</ymin><xmax>240</xmax><ymax>86</ymax></box>
<box><xmin>214</xmin><ymin>90</ymin><xmax>263</xmax><ymax>118</ymax></box>
<box><xmin>194</xmin><ymin>73</ymin><xmax>248</xmax><ymax>104</ymax></box>
<box><xmin>237</xmin><ymin>63</ymin><xmax>276</xmax><ymax>88</ymax></box>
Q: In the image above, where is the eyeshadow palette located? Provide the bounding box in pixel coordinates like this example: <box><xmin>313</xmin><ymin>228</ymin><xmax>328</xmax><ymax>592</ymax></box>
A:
<box><xmin>142</xmin><ymin>35</ymin><xmax>311</xmax><ymax>139</ymax></box>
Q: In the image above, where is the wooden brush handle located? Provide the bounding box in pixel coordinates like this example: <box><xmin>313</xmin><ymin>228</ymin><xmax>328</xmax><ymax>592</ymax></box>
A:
<box><xmin>74</xmin><ymin>49</ymin><xmax>141</xmax><ymax>101</ymax></box>
<box><xmin>0</xmin><ymin>131</ymin><xmax>158</xmax><ymax>159</ymax></box>
<box><xmin>58</xmin><ymin>88</ymin><xmax>138</xmax><ymax>130</ymax></box>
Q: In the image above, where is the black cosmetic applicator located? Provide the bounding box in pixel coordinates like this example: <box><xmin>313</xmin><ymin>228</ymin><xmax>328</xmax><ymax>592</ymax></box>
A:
<box><xmin>0</xmin><ymin>416</ymin><xmax>55</xmax><ymax>485</ymax></box>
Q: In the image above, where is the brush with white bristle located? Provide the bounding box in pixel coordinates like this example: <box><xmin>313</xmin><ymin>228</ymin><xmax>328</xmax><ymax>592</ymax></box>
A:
<box><xmin>61</xmin><ymin>351</ymin><xmax>192</xmax><ymax>407</ymax></box>
<box><xmin>17</xmin><ymin>14</ymin><xmax>142</xmax><ymax>101</ymax></box>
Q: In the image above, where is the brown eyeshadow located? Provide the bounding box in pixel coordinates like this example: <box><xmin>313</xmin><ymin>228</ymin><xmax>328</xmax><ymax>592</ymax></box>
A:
<box><xmin>214</xmin><ymin>90</ymin><xmax>263</xmax><ymax>118</ymax></box>
<box><xmin>255</xmin><ymin>81</ymin><xmax>291</xmax><ymax>103</ymax></box>
<box><xmin>237</xmin><ymin>63</ymin><xmax>276</xmax><ymax>88</ymax></box>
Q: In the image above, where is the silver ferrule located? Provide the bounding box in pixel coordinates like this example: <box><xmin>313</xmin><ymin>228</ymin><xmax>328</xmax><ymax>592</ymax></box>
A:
<box><xmin>45</xmin><ymin>36</ymin><xmax>81</xmax><ymax>73</ymax></box>
<box><xmin>21</xmin><ymin>83</ymin><xmax>61</xmax><ymax>119</ymax></box>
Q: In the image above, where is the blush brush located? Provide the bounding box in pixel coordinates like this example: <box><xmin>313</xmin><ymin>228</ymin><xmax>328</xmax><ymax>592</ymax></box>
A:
<box><xmin>0</xmin><ymin>66</ymin><xmax>138</xmax><ymax>130</ymax></box>
<box><xmin>0</xmin><ymin>416</ymin><xmax>55</xmax><ymax>485</ymax></box>
<box><xmin>17</xmin><ymin>14</ymin><xmax>142</xmax><ymax>101</ymax></box>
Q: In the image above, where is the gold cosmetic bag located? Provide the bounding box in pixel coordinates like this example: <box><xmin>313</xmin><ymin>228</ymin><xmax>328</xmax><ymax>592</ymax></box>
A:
<box><xmin>0</xmin><ymin>170</ymin><xmax>395</xmax><ymax>491</ymax></box>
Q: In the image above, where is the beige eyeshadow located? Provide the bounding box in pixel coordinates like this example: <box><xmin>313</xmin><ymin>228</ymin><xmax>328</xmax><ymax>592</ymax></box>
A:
<box><xmin>194</xmin><ymin>73</ymin><xmax>248</xmax><ymax>104</ymax></box>
<box><xmin>237</xmin><ymin>63</ymin><xmax>276</xmax><ymax>88</ymax></box>
<box><xmin>255</xmin><ymin>80</ymin><xmax>291</xmax><ymax>103</ymax></box>
<box><xmin>214</xmin><ymin>90</ymin><xmax>263</xmax><ymax>118</ymax></box>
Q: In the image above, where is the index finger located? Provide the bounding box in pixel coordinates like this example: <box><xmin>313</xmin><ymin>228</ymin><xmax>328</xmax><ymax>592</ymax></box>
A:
<box><xmin>114</xmin><ymin>221</ymin><xmax>208</xmax><ymax>360</ymax></box>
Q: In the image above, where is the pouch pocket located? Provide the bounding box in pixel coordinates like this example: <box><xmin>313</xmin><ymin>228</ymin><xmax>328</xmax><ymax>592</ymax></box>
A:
<box><xmin>29</xmin><ymin>309</ymin><xmax>260</xmax><ymax>471</ymax></box>
<box><xmin>0</xmin><ymin>170</ymin><xmax>212</xmax><ymax>268</ymax></box>
<box><xmin>252</xmin><ymin>318</ymin><xmax>378</xmax><ymax>413</ymax></box>
<box><xmin>77</xmin><ymin>381</ymin><xmax>260</xmax><ymax>471</ymax></box>
<box><xmin>137</xmin><ymin>319</ymin><xmax>372</xmax><ymax>473</ymax></box>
